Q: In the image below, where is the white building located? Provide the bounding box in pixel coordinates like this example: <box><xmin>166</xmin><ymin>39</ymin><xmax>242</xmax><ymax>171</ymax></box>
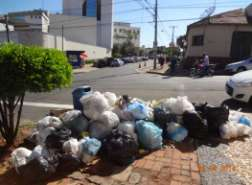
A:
<box><xmin>113</xmin><ymin>22</ymin><xmax>140</xmax><ymax>47</ymax></box>
<box><xmin>0</xmin><ymin>0</ymin><xmax>114</xmax><ymax>62</ymax></box>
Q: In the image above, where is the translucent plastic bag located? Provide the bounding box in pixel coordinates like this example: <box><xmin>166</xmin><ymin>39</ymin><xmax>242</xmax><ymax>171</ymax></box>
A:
<box><xmin>159</xmin><ymin>96</ymin><xmax>195</xmax><ymax>115</ymax></box>
<box><xmin>37</xmin><ymin>116</ymin><xmax>62</xmax><ymax>131</ymax></box>
<box><xmin>112</xmin><ymin>106</ymin><xmax>134</xmax><ymax>121</ymax></box>
<box><xmin>63</xmin><ymin>138</ymin><xmax>80</xmax><ymax>156</ymax></box>
<box><xmin>220</xmin><ymin>121</ymin><xmax>252</xmax><ymax>139</ymax></box>
<box><xmin>127</xmin><ymin>101</ymin><xmax>153</xmax><ymax>120</ymax></box>
<box><xmin>103</xmin><ymin>92</ymin><xmax>117</xmax><ymax>107</ymax></box>
<box><xmin>97</xmin><ymin>111</ymin><xmax>120</xmax><ymax>128</ymax></box>
<box><xmin>166</xmin><ymin>122</ymin><xmax>188</xmax><ymax>142</ymax></box>
<box><xmin>36</xmin><ymin>127</ymin><xmax>56</xmax><ymax>145</ymax></box>
<box><xmin>136</xmin><ymin>120</ymin><xmax>163</xmax><ymax>150</ymax></box>
<box><xmin>80</xmin><ymin>91</ymin><xmax>110</xmax><ymax>120</ymax></box>
<box><xmin>78</xmin><ymin>137</ymin><xmax>102</xmax><ymax>163</ymax></box>
<box><xmin>118</xmin><ymin>121</ymin><xmax>137</xmax><ymax>141</ymax></box>
<box><xmin>11</xmin><ymin>147</ymin><xmax>32</xmax><ymax>174</ymax></box>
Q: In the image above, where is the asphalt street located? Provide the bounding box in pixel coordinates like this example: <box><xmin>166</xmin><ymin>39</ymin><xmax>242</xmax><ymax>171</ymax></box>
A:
<box><xmin>22</xmin><ymin>62</ymin><xmax>232</xmax><ymax>122</ymax></box>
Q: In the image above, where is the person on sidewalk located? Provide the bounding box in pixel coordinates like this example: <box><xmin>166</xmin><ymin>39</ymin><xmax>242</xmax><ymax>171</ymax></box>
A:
<box><xmin>170</xmin><ymin>55</ymin><xmax>177</xmax><ymax>74</ymax></box>
<box><xmin>202</xmin><ymin>53</ymin><xmax>210</xmax><ymax>74</ymax></box>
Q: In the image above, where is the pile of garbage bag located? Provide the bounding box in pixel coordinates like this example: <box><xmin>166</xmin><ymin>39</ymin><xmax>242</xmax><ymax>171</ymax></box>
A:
<box><xmin>11</xmin><ymin>90</ymin><xmax>252</xmax><ymax>181</ymax></box>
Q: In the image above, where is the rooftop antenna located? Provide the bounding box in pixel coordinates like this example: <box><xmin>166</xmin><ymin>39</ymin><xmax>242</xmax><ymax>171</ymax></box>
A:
<box><xmin>200</xmin><ymin>0</ymin><xmax>216</xmax><ymax>19</ymax></box>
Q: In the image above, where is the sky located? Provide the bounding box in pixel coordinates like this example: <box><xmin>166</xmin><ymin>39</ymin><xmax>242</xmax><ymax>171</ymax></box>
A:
<box><xmin>0</xmin><ymin>0</ymin><xmax>251</xmax><ymax>47</ymax></box>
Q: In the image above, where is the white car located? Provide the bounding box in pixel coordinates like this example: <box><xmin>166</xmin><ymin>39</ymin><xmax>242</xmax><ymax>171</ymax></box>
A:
<box><xmin>225</xmin><ymin>57</ymin><xmax>252</xmax><ymax>73</ymax></box>
<box><xmin>225</xmin><ymin>70</ymin><xmax>252</xmax><ymax>103</ymax></box>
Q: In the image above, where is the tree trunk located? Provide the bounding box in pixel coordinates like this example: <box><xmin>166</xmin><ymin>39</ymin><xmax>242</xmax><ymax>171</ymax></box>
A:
<box><xmin>0</xmin><ymin>94</ymin><xmax>25</xmax><ymax>147</ymax></box>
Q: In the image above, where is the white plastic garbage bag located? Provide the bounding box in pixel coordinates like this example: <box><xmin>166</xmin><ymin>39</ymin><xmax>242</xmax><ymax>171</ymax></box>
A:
<box><xmin>63</xmin><ymin>138</ymin><xmax>79</xmax><ymax>156</ymax></box>
<box><xmin>37</xmin><ymin>116</ymin><xmax>62</xmax><ymax>131</ymax></box>
<box><xmin>80</xmin><ymin>91</ymin><xmax>110</xmax><ymax>120</ymax></box>
<box><xmin>97</xmin><ymin>111</ymin><xmax>120</xmax><ymax>128</ymax></box>
<box><xmin>11</xmin><ymin>147</ymin><xmax>32</xmax><ymax>173</ymax></box>
<box><xmin>78</xmin><ymin>137</ymin><xmax>102</xmax><ymax>163</ymax></box>
<box><xmin>103</xmin><ymin>92</ymin><xmax>117</xmax><ymax>107</ymax></box>
<box><xmin>36</xmin><ymin>127</ymin><xmax>56</xmax><ymax>145</ymax></box>
<box><xmin>220</xmin><ymin>121</ymin><xmax>252</xmax><ymax>139</ymax></box>
<box><xmin>62</xmin><ymin>110</ymin><xmax>89</xmax><ymax>135</ymax></box>
<box><xmin>158</xmin><ymin>96</ymin><xmax>195</xmax><ymax>115</ymax></box>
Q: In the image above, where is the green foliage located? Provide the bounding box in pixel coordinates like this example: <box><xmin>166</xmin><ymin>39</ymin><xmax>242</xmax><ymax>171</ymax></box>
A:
<box><xmin>85</xmin><ymin>59</ymin><xmax>95</xmax><ymax>65</ymax></box>
<box><xmin>0</xmin><ymin>43</ymin><xmax>72</xmax><ymax>146</ymax></box>
<box><xmin>0</xmin><ymin>43</ymin><xmax>72</xmax><ymax>97</ymax></box>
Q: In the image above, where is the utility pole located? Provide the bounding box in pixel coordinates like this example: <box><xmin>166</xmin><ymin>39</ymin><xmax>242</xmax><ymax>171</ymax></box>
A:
<box><xmin>4</xmin><ymin>15</ymin><xmax>10</xmax><ymax>42</ymax></box>
<box><xmin>61</xmin><ymin>25</ymin><xmax>64</xmax><ymax>51</ymax></box>
<box><xmin>153</xmin><ymin>0</ymin><xmax>158</xmax><ymax>70</ymax></box>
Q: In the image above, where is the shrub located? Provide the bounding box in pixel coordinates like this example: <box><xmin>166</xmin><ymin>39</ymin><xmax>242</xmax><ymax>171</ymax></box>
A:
<box><xmin>0</xmin><ymin>43</ymin><xmax>72</xmax><ymax>146</ymax></box>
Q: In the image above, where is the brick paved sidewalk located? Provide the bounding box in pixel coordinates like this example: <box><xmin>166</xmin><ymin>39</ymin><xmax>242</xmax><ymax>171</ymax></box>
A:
<box><xmin>45</xmin><ymin>143</ymin><xmax>201</xmax><ymax>185</ymax></box>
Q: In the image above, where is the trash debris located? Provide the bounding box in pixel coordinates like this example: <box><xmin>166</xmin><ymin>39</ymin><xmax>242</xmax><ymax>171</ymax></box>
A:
<box><xmin>80</xmin><ymin>91</ymin><xmax>111</xmax><ymax>120</ymax></box>
<box><xmin>117</xmin><ymin>121</ymin><xmax>137</xmax><ymax>140</ymax></box>
<box><xmin>57</xmin><ymin>154</ymin><xmax>81</xmax><ymax>172</ymax></box>
<box><xmin>30</xmin><ymin>145</ymin><xmax>50</xmax><ymax>160</ymax></box>
<box><xmin>154</xmin><ymin>108</ymin><xmax>177</xmax><ymax>129</ymax></box>
<box><xmin>112</xmin><ymin>106</ymin><xmax>134</xmax><ymax>121</ymax></box>
<box><xmin>62</xmin><ymin>110</ymin><xmax>89</xmax><ymax>137</ymax></box>
<box><xmin>18</xmin><ymin>154</ymin><xmax>59</xmax><ymax>183</ymax></box>
<box><xmin>63</xmin><ymin>138</ymin><xmax>80</xmax><ymax>156</ymax></box>
<box><xmin>45</xmin><ymin>127</ymin><xmax>72</xmax><ymax>151</ymax></box>
<box><xmin>220</xmin><ymin>121</ymin><xmax>252</xmax><ymax>139</ymax></box>
<box><xmin>89</xmin><ymin>120</ymin><xmax>112</xmax><ymax>140</ymax></box>
<box><xmin>103</xmin><ymin>129</ymin><xmax>139</xmax><ymax>166</ymax></box>
<box><xmin>11</xmin><ymin>147</ymin><xmax>32</xmax><ymax>174</ymax></box>
<box><xmin>37</xmin><ymin>116</ymin><xmax>62</xmax><ymax>131</ymax></box>
<box><xmin>97</xmin><ymin>111</ymin><xmax>120</xmax><ymax>129</ymax></box>
<box><xmin>103</xmin><ymin>92</ymin><xmax>117</xmax><ymax>107</ymax></box>
<box><xmin>127</xmin><ymin>101</ymin><xmax>153</xmax><ymax>120</ymax></box>
<box><xmin>239</xmin><ymin>115</ymin><xmax>251</xmax><ymax>127</ymax></box>
<box><xmin>136</xmin><ymin>120</ymin><xmax>163</xmax><ymax>150</ymax></box>
<box><xmin>157</xmin><ymin>96</ymin><xmax>195</xmax><ymax>115</ymax></box>
<box><xmin>182</xmin><ymin>111</ymin><xmax>208</xmax><ymax>139</ymax></box>
<box><xmin>166</xmin><ymin>122</ymin><xmax>188</xmax><ymax>142</ymax></box>
<box><xmin>78</xmin><ymin>137</ymin><xmax>102</xmax><ymax>163</ymax></box>
<box><xmin>205</xmin><ymin>105</ymin><xmax>229</xmax><ymax>134</ymax></box>
<box><xmin>36</xmin><ymin>127</ymin><xmax>56</xmax><ymax>145</ymax></box>
<box><xmin>229</xmin><ymin>111</ymin><xmax>251</xmax><ymax>127</ymax></box>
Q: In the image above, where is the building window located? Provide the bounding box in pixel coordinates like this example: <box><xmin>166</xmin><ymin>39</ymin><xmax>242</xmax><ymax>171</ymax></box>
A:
<box><xmin>82</xmin><ymin>0</ymin><xmax>100</xmax><ymax>20</ymax></box>
<box><xmin>114</xmin><ymin>29</ymin><xmax>117</xmax><ymax>33</ymax></box>
<box><xmin>192</xmin><ymin>35</ymin><xmax>204</xmax><ymax>46</ymax></box>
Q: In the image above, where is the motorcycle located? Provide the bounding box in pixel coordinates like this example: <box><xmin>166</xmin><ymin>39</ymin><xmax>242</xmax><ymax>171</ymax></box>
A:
<box><xmin>190</xmin><ymin>64</ymin><xmax>215</xmax><ymax>77</ymax></box>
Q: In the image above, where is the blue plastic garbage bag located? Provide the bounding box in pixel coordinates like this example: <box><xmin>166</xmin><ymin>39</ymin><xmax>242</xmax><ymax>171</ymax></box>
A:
<box><xmin>79</xmin><ymin>137</ymin><xmax>102</xmax><ymax>163</ymax></box>
<box><xmin>127</xmin><ymin>101</ymin><xmax>149</xmax><ymax>120</ymax></box>
<box><xmin>166</xmin><ymin>122</ymin><xmax>188</xmax><ymax>142</ymax></box>
<box><xmin>136</xmin><ymin>120</ymin><xmax>163</xmax><ymax>150</ymax></box>
<box><xmin>238</xmin><ymin>115</ymin><xmax>251</xmax><ymax>127</ymax></box>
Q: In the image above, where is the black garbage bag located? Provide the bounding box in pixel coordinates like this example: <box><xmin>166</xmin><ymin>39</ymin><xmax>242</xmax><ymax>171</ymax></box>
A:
<box><xmin>18</xmin><ymin>155</ymin><xmax>59</xmax><ymax>183</ymax></box>
<box><xmin>154</xmin><ymin>108</ymin><xmax>177</xmax><ymax>129</ymax></box>
<box><xmin>45</xmin><ymin>127</ymin><xmax>72</xmax><ymax>151</ymax></box>
<box><xmin>205</xmin><ymin>105</ymin><xmax>229</xmax><ymax>134</ymax></box>
<box><xmin>102</xmin><ymin>129</ymin><xmax>139</xmax><ymax>166</ymax></box>
<box><xmin>194</xmin><ymin>103</ymin><xmax>229</xmax><ymax>134</ymax></box>
<box><xmin>182</xmin><ymin>111</ymin><xmax>208</xmax><ymax>139</ymax></box>
<box><xmin>57</xmin><ymin>154</ymin><xmax>82</xmax><ymax>172</ymax></box>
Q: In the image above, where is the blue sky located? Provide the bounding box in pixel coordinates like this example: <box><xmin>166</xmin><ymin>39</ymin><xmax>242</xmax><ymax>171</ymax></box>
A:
<box><xmin>0</xmin><ymin>0</ymin><xmax>251</xmax><ymax>47</ymax></box>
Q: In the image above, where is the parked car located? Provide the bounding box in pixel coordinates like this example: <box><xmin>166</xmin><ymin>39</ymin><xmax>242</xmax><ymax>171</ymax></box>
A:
<box><xmin>111</xmin><ymin>59</ymin><xmax>124</xmax><ymax>67</ymax></box>
<box><xmin>122</xmin><ymin>57</ymin><xmax>135</xmax><ymax>63</ymax></box>
<box><xmin>225</xmin><ymin>57</ymin><xmax>252</xmax><ymax>73</ymax></box>
<box><xmin>225</xmin><ymin>70</ymin><xmax>252</xmax><ymax>103</ymax></box>
<box><xmin>94</xmin><ymin>59</ymin><xmax>107</xmax><ymax>68</ymax></box>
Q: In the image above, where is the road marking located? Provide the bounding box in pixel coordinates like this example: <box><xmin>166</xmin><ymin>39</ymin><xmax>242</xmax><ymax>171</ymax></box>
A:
<box><xmin>23</xmin><ymin>102</ymin><xmax>73</xmax><ymax>109</ymax></box>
